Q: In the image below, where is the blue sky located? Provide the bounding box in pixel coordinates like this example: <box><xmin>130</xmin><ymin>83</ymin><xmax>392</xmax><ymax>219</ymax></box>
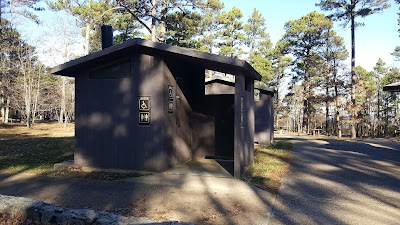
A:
<box><xmin>222</xmin><ymin>0</ymin><xmax>400</xmax><ymax>70</ymax></box>
<box><xmin>13</xmin><ymin>0</ymin><xmax>400</xmax><ymax>70</ymax></box>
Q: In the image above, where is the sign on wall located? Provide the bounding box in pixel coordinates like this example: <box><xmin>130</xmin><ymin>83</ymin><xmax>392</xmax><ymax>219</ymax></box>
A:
<box><xmin>139</xmin><ymin>97</ymin><xmax>150</xmax><ymax>125</ymax></box>
<box><xmin>168</xmin><ymin>85</ymin><xmax>174</xmax><ymax>113</ymax></box>
<box><xmin>240</xmin><ymin>96</ymin><xmax>244</xmax><ymax>128</ymax></box>
<box><xmin>254</xmin><ymin>89</ymin><xmax>260</xmax><ymax>102</ymax></box>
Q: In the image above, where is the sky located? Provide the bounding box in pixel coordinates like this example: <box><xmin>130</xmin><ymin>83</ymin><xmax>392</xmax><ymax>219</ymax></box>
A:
<box><xmin>10</xmin><ymin>0</ymin><xmax>400</xmax><ymax>71</ymax></box>
<box><xmin>222</xmin><ymin>0</ymin><xmax>400</xmax><ymax>71</ymax></box>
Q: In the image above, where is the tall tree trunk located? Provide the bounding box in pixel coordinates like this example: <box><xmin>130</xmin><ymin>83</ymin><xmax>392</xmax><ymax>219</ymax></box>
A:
<box><xmin>303</xmin><ymin>78</ymin><xmax>309</xmax><ymax>134</ymax></box>
<box><xmin>334</xmin><ymin>71</ymin><xmax>341</xmax><ymax>138</ymax></box>
<box><xmin>151</xmin><ymin>0</ymin><xmax>157</xmax><ymax>41</ymax></box>
<box><xmin>275</xmin><ymin>90</ymin><xmax>279</xmax><ymax>129</ymax></box>
<box><xmin>1</xmin><ymin>96</ymin><xmax>4</xmax><ymax>123</ymax></box>
<box><xmin>158</xmin><ymin>0</ymin><xmax>166</xmax><ymax>42</ymax></box>
<box><xmin>31</xmin><ymin>68</ymin><xmax>41</xmax><ymax>126</ymax></box>
<box><xmin>4</xmin><ymin>97</ymin><xmax>10</xmax><ymax>124</ymax></box>
<box><xmin>377</xmin><ymin>88</ymin><xmax>381</xmax><ymax>136</ymax></box>
<box><xmin>385</xmin><ymin>98</ymin><xmax>389</xmax><ymax>136</ymax></box>
<box><xmin>25</xmin><ymin>102</ymin><xmax>31</xmax><ymax>128</ymax></box>
<box><xmin>326</xmin><ymin>101</ymin><xmax>329</xmax><ymax>135</ymax></box>
<box><xmin>350</xmin><ymin>12</ymin><xmax>357</xmax><ymax>139</ymax></box>
<box><xmin>61</xmin><ymin>78</ymin><xmax>66</xmax><ymax>125</ymax></box>
<box><xmin>325</xmin><ymin>84</ymin><xmax>329</xmax><ymax>135</ymax></box>
<box><xmin>85</xmin><ymin>23</ymin><xmax>90</xmax><ymax>54</ymax></box>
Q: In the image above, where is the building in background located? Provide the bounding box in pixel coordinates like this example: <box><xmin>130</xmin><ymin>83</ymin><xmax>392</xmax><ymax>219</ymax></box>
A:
<box><xmin>383</xmin><ymin>82</ymin><xmax>400</xmax><ymax>92</ymax></box>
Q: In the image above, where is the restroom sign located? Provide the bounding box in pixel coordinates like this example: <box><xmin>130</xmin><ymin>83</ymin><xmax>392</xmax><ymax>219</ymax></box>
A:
<box><xmin>254</xmin><ymin>89</ymin><xmax>260</xmax><ymax>102</ymax></box>
<box><xmin>138</xmin><ymin>97</ymin><xmax>150</xmax><ymax>125</ymax></box>
<box><xmin>168</xmin><ymin>85</ymin><xmax>174</xmax><ymax>113</ymax></box>
<box><xmin>139</xmin><ymin>112</ymin><xmax>150</xmax><ymax>124</ymax></box>
<box><xmin>139</xmin><ymin>97</ymin><xmax>150</xmax><ymax>111</ymax></box>
<box><xmin>168</xmin><ymin>85</ymin><xmax>174</xmax><ymax>100</ymax></box>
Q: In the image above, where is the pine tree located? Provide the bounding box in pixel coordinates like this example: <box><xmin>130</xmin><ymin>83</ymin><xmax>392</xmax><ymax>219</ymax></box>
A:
<box><xmin>198</xmin><ymin>0</ymin><xmax>224</xmax><ymax>53</ymax></box>
<box><xmin>281</xmin><ymin>11</ymin><xmax>333</xmax><ymax>134</ymax></box>
<box><xmin>0</xmin><ymin>19</ymin><xmax>21</xmax><ymax>123</ymax></box>
<box><xmin>216</xmin><ymin>7</ymin><xmax>246</xmax><ymax>58</ymax></box>
<box><xmin>317</xmin><ymin>0</ymin><xmax>390</xmax><ymax>139</ymax></box>
<box><xmin>320</xmin><ymin>29</ymin><xmax>348</xmax><ymax>137</ymax></box>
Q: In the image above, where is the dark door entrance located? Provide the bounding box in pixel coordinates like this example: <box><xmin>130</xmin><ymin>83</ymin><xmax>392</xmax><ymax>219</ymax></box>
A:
<box><xmin>175</xmin><ymin>78</ymin><xmax>192</xmax><ymax>162</ymax></box>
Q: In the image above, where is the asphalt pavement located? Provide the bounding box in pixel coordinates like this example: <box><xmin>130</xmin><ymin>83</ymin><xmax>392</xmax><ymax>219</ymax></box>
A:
<box><xmin>269</xmin><ymin>137</ymin><xmax>400</xmax><ymax>225</ymax></box>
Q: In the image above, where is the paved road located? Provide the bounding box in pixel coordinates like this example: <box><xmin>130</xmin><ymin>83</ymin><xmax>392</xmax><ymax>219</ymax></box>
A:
<box><xmin>270</xmin><ymin>137</ymin><xmax>400</xmax><ymax>225</ymax></box>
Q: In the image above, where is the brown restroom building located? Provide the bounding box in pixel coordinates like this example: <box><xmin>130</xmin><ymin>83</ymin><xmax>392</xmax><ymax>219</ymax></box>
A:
<box><xmin>50</xmin><ymin>38</ymin><xmax>262</xmax><ymax>178</ymax></box>
<box><xmin>205</xmin><ymin>76</ymin><xmax>275</xmax><ymax>145</ymax></box>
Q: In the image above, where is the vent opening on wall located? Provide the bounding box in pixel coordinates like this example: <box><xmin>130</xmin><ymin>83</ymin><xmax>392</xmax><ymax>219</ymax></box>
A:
<box><xmin>89</xmin><ymin>60</ymin><xmax>131</xmax><ymax>79</ymax></box>
<box><xmin>245</xmin><ymin>77</ymin><xmax>251</xmax><ymax>92</ymax></box>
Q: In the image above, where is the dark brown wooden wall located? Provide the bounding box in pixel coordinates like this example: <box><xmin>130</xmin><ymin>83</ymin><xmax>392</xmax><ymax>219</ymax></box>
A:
<box><xmin>205</xmin><ymin>81</ymin><xmax>274</xmax><ymax>146</ymax></box>
<box><xmin>191</xmin><ymin>112</ymin><xmax>215</xmax><ymax>158</ymax></box>
<box><xmin>234</xmin><ymin>75</ymin><xmax>255</xmax><ymax>178</ymax></box>
<box><xmin>74</xmin><ymin>53</ymin><xmax>194</xmax><ymax>172</ymax></box>
<box><xmin>255</xmin><ymin>92</ymin><xmax>274</xmax><ymax>145</ymax></box>
<box><xmin>73</xmin><ymin>50</ymin><xmax>255</xmax><ymax>176</ymax></box>
<box><xmin>162</xmin><ymin>60</ymin><xmax>192</xmax><ymax>167</ymax></box>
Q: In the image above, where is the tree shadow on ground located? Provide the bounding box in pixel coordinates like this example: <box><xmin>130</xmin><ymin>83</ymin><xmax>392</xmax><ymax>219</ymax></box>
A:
<box><xmin>267</xmin><ymin>137</ymin><xmax>400</xmax><ymax>225</ymax></box>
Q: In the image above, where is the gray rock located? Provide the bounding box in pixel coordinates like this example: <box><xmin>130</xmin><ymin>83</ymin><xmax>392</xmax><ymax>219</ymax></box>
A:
<box><xmin>26</xmin><ymin>207</ymin><xmax>41</xmax><ymax>224</ymax></box>
<box><xmin>0</xmin><ymin>195</ymin><xmax>185</xmax><ymax>225</ymax></box>
<box><xmin>71</xmin><ymin>208</ymin><xmax>98</xmax><ymax>223</ymax></box>
<box><xmin>40</xmin><ymin>205</ymin><xmax>55</xmax><ymax>223</ymax></box>
<box><xmin>56</xmin><ymin>210</ymin><xmax>85</xmax><ymax>225</ymax></box>
<box><xmin>93</xmin><ymin>217</ymin><xmax>117</xmax><ymax>225</ymax></box>
<box><xmin>117</xmin><ymin>216</ymin><xmax>155</xmax><ymax>225</ymax></box>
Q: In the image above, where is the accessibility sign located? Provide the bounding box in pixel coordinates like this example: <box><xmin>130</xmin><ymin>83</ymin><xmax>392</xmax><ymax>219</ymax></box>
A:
<box><xmin>254</xmin><ymin>89</ymin><xmax>260</xmax><ymax>102</ymax></box>
<box><xmin>139</xmin><ymin>97</ymin><xmax>150</xmax><ymax>125</ymax></box>
<box><xmin>139</xmin><ymin>97</ymin><xmax>150</xmax><ymax>111</ymax></box>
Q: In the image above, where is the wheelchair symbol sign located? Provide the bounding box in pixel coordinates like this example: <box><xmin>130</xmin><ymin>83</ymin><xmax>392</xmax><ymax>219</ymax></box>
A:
<box><xmin>138</xmin><ymin>97</ymin><xmax>150</xmax><ymax>111</ymax></box>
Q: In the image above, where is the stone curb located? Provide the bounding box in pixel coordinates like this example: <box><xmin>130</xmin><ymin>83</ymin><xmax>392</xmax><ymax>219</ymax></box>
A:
<box><xmin>0</xmin><ymin>195</ymin><xmax>193</xmax><ymax>225</ymax></box>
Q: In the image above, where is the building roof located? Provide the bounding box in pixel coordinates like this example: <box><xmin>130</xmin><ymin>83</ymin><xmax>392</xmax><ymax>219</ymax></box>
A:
<box><xmin>254</xmin><ymin>84</ymin><xmax>275</xmax><ymax>95</ymax></box>
<box><xmin>205</xmin><ymin>76</ymin><xmax>275</xmax><ymax>95</ymax></box>
<box><xmin>50</xmin><ymin>38</ymin><xmax>262</xmax><ymax>80</ymax></box>
<box><xmin>205</xmin><ymin>76</ymin><xmax>235</xmax><ymax>85</ymax></box>
<box><xmin>383</xmin><ymin>82</ymin><xmax>400</xmax><ymax>92</ymax></box>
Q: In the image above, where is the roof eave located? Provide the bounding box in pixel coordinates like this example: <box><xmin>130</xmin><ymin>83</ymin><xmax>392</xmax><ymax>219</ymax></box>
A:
<box><xmin>50</xmin><ymin>38</ymin><xmax>262</xmax><ymax>80</ymax></box>
<box><xmin>383</xmin><ymin>82</ymin><xmax>400</xmax><ymax>92</ymax></box>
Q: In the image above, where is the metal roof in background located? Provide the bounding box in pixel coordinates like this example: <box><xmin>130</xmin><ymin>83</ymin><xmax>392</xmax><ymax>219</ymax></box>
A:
<box><xmin>205</xmin><ymin>76</ymin><xmax>275</xmax><ymax>95</ymax></box>
<box><xmin>383</xmin><ymin>82</ymin><xmax>400</xmax><ymax>92</ymax></box>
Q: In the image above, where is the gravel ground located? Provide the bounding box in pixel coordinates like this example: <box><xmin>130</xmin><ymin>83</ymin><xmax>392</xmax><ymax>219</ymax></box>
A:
<box><xmin>0</xmin><ymin>171</ymin><xmax>276</xmax><ymax>225</ymax></box>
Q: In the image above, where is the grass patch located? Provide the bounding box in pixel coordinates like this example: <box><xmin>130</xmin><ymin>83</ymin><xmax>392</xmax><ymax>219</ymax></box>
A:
<box><xmin>0</xmin><ymin>123</ymin><xmax>74</xmax><ymax>173</ymax></box>
<box><xmin>244</xmin><ymin>140</ymin><xmax>293</xmax><ymax>193</ymax></box>
<box><xmin>0</xmin><ymin>136</ymin><xmax>74</xmax><ymax>173</ymax></box>
<box><xmin>0</xmin><ymin>122</ymin><xmax>145</xmax><ymax>180</ymax></box>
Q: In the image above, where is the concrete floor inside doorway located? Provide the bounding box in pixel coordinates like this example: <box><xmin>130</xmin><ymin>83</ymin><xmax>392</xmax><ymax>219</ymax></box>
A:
<box><xmin>163</xmin><ymin>158</ymin><xmax>233</xmax><ymax>178</ymax></box>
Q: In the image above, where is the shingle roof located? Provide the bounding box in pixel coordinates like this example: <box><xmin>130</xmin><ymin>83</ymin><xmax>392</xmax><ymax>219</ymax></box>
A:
<box><xmin>50</xmin><ymin>38</ymin><xmax>262</xmax><ymax>80</ymax></box>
